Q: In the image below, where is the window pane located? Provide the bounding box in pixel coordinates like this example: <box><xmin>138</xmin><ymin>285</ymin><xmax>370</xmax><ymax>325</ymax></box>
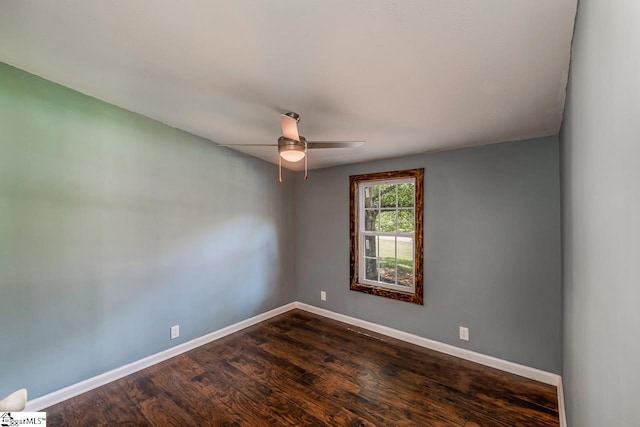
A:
<box><xmin>379</xmin><ymin>184</ymin><xmax>397</xmax><ymax>208</ymax></box>
<box><xmin>364</xmin><ymin>186</ymin><xmax>378</xmax><ymax>208</ymax></box>
<box><xmin>378</xmin><ymin>258</ymin><xmax>396</xmax><ymax>284</ymax></box>
<box><xmin>378</xmin><ymin>236</ymin><xmax>396</xmax><ymax>284</ymax></box>
<box><xmin>398</xmin><ymin>183</ymin><xmax>414</xmax><ymax>207</ymax></box>
<box><xmin>398</xmin><ymin>209</ymin><xmax>415</xmax><ymax>232</ymax></box>
<box><xmin>378</xmin><ymin>235</ymin><xmax>395</xmax><ymax>259</ymax></box>
<box><xmin>364</xmin><ymin>210</ymin><xmax>377</xmax><ymax>231</ymax></box>
<box><xmin>397</xmin><ymin>236</ymin><xmax>414</xmax><ymax>287</ymax></box>
<box><xmin>377</xmin><ymin>210</ymin><xmax>397</xmax><ymax>232</ymax></box>
<box><xmin>364</xmin><ymin>257</ymin><xmax>378</xmax><ymax>281</ymax></box>
<box><xmin>364</xmin><ymin>235</ymin><xmax>377</xmax><ymax>257</ymax></box>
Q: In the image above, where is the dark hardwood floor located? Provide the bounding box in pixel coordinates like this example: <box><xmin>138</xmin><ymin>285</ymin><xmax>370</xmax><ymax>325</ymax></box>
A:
<box><xmin>45</xmin><ymin>309</ymin><xmax>559</xmax><ymax>426</ymax></box>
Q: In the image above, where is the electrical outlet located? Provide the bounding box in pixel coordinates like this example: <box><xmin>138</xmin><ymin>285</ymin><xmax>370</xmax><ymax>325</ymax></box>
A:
<box><xmin>170</xmin><ymin>325</ymin><xmax>180</xmax><ymax>340</ymax></box>
<box><xmin>321</xmin><ymin>291</ymin><xmax>327</xmax><ymax>301</ymax></box>
<box><xmin>459</xmin><ymin>326</ymin><xmax>469</xmax><ymax>341</ymax></box>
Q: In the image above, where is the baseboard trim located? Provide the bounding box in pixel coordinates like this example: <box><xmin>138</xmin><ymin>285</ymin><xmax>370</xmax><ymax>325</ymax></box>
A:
<box><xmin>558</xmin><ymin>377</ymin><xmax>567</xmax><ymax>427</ymax></box>
<box><xmin>27</xmin><ymin>301</ymin><xmax>563</xmax><ymax>416</ymax></box>
<box><xmin>295</xmin><ymin>302</ymin><xmax>561</xmax><ymax>386</ymax></box>
<box><xmin>25</xmin><ymin>302</ymin><xmax>297</xmax><ymax>412</ymax></box>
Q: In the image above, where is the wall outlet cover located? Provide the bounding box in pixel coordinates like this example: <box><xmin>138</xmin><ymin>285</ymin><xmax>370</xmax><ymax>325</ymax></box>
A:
<box><xmin>459</xmin><ymin>326</ymin><xmax>469</xmax><ymax>341</ymax></box>
<box><xmin>170</xmin><ymin>325</ymin><xmax>180</xmax><ymax>340</ymax></box>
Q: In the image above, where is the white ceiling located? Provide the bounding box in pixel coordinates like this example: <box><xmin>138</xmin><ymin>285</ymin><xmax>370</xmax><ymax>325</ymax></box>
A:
<box><xmin>0</xmin><ymin>1</ymin><xmax>577</xmax><ymax>171</ymax></box>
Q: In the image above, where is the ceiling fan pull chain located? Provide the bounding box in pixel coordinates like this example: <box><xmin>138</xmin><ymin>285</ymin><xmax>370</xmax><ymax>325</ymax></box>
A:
<box><xmin>304</xmin><ymin>140</ymin><xmax>308</xmax><ymax>180</ymax></box>
<box><xmin>279</xmin><ymin>155</ymin><xmax>283</xmax><ymax>183</ymax></box>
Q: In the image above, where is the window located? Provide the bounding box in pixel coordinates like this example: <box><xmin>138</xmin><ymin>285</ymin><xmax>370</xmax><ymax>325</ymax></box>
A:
<box><xmin>350</xmin><ymin>169</ymin><xmax>424</xmax><ymax>304</ymax></box>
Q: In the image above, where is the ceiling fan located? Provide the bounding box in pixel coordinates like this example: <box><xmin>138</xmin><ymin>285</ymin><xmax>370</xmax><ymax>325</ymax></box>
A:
<box><xmin>219</xmin><ymin>112</ymin><xmax>365</xmax><ymax>182</ymax></box>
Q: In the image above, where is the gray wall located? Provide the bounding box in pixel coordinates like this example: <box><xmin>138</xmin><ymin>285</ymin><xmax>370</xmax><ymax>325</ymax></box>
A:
<box><xmin>0</xmin><ymin>62</ymin><xmax>295</xmax><ymax>399</ymax></box>
<box><xmin>294</xmin><ymin>137</ymin><xmax>562</xmax><ymax>374</ymax></box>
<box><xmin>561</xmin><ymin>0</ymin><xmax>640</xmax><ymax>425</ymax></box>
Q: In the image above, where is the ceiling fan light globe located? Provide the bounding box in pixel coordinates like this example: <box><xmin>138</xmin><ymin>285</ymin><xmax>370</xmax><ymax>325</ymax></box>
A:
<box><xmin>280</xmin><ymin>150</ymin><xmax>306</xmax><ymax>162</ymax></box>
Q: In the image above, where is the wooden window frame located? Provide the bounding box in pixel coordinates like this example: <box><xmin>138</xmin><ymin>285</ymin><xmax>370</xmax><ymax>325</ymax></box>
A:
<box><xmin>350</xmin><ymin>168</ymin><xmax>424</xmax><ymax>305</ymax></box>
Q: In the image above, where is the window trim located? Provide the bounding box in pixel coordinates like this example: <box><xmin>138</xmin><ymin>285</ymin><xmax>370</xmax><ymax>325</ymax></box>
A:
<box><xmin>349</xmin><ymin>168</ymin><xmax>424</xmax><ymax>305</ymax></box>
<box><xmin>358</xmin><ymin>177</ymin><xmax>416</xmax><ymax>292</ymax></box>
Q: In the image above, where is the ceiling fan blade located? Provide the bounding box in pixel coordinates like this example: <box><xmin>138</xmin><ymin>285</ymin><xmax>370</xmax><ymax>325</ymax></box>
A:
<box><xmin>306</xmin><ymin>141</ymin><xmax>365</xmax><ymax>149</ymax></box>
<box><xmin>217</xmin><ymin>144</ymin><xmax>277</xmax><ymax>147</ymax></box>
<box><xmin>280</xmin><ymin>114</ymin><xmax>300</xmax><ymax>141</ymax></box>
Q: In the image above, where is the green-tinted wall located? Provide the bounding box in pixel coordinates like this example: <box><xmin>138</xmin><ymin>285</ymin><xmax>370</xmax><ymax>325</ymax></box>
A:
<box><xmin>0</xmin><ymin>62</ymin><xmax>295</xmax><ymax>399</ymax></box>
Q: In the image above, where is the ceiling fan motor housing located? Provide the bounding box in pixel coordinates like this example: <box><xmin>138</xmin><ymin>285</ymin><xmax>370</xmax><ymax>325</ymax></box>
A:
<box><xmin>278</xmin><ymin>135</ymin><xmax>307</xmax><ymax>156</ymax></box>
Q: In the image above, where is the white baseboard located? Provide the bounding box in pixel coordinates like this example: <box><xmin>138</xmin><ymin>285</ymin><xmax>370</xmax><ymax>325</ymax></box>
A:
<box><xmin>558</xmin><ymin>377</ymin><xmax>567</xmax><ymax>427</ymax></box>
<box><xmin>295</xmin><ymin>302</ymin><xmax>561</xmax><ymax>386</ymax></box>
<box><xmin>27</xmin><ymin>300</ymin><xmax>564</xmax><ymax>419</ymax></box>
<box><xmin>25</xmin><ymin>302</ymin><xmax>297</xmax><ymax>412</ymax></box>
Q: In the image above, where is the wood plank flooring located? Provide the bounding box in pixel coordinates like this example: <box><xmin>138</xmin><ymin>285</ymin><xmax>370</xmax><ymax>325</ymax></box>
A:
<box><xmin>45</xmin><ymin>309</ymin><xmax>559</xmax><ymax>426</ymax></box>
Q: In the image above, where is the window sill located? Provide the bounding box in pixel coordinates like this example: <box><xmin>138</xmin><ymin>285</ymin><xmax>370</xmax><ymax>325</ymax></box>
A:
<box><xmin>350</xmin><ymin>282</ymin><xmax>423</xmax><ymax>305</ymax></box>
